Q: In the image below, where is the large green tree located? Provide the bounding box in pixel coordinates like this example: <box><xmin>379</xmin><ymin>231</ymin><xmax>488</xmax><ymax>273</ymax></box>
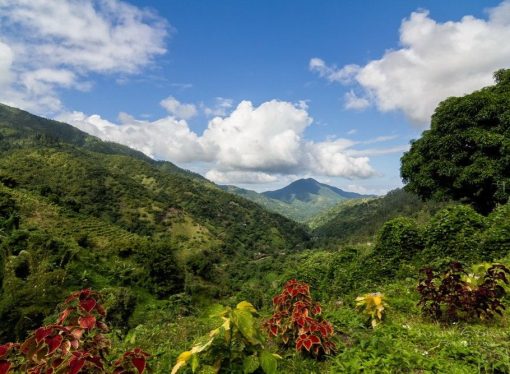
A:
<box><xmin>401</xmin><ymin>69</ymin><xmax>510</xmax><ymax>214</ymax></box>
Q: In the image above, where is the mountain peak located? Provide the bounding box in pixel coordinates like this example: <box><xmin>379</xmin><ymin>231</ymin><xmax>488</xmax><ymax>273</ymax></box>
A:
<box><xmin>262</xmin><ymin>178</ymin><xmax>370</xmax><ymax>204</ymax></box>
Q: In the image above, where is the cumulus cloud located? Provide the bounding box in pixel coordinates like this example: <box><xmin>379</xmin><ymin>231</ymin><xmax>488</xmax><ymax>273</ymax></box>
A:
<box><xmin>344</xmin><ymin>90</ymin><xmax>370</xmax><ymax>110</ymax></box>
<box><xmin>205</xmin><ymin>170</ymin><xmax>278</xmax><ymax>184</ymax></box>
<box><xmin>0</xmin><ymin>41</ymin><xmax>13</xmax><ymax>87</ymax></box>
<box><xmin>56</xmin><ymin>111</ymin><xmax>210</xmax><ymax>163</ymax></box>
<box><xmin>203</xmin><ymin>97</ymin><xmax>234</xmax><ymax>117</ymax></box>
<box><xmin>59</xmin><ymin>99</ymin><xmax>379</xmax><ymax>184</ymax></box>
<box><xmin>0</xmin><ymin>0</ymin><xmax>168</xmax><ymax>113</ymax></box>
<box><xmin>311</xmin><ymin>1</ymin><xmax>510</xmax><ymax>124</ymax></box>
<box><xmin>160</xmin><ymin>96</ymin><xmax>198</xmax><ymax>120</ymax></box>
<box><xmin>309</xmin><ymin>58</ymin><xmax>359</xmax><ymax>84</ymax></box>
<box><xmin>201</xmin><ymin>100</ymin><xmax>311</xmax><ymax>174</ymax></box>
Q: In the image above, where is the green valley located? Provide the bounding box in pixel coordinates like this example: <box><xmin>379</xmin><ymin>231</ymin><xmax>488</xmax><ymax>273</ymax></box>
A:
<box><xmin>1</xmin><ymin>69</ymin><xmax>510</xmax><ymax>373</ymax></box>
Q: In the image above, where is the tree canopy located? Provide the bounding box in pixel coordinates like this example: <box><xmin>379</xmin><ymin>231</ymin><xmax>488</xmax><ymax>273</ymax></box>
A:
<box><xmin>401</xmin><ymin>69</ymin><xmax>510</xmax><ymax>214</ymax></box>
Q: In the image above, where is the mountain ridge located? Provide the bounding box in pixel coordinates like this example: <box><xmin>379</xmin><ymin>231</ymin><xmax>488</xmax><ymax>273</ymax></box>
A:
<box><xmin>221</xmin><ymin>178</ymin><xmax>374</xmax><ymax>223</ymax></box>
<box><xmin>262</xmin><ymin>177</ymin><xmax>372</xmax><ymax>202</ymax></box>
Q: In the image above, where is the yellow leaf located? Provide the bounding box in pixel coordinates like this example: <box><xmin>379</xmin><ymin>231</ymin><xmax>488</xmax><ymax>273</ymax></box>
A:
<box><xmin>177</xmin><ymin>351</ymin><xmax>192</xmax><ymax>363</ymax></box>
<box><xmin>236</xmin><ymin>301</ymin><xmax>257</xmax><ymax>314</ymax></box>
<box><xmin>191</xmin><ymin>337</ymin><xmax>215</xmax><ymax>354</ymax></box>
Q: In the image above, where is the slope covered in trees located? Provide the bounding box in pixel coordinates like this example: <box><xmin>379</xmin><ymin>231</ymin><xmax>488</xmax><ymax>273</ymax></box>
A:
<box><xmin>0</xmin><ymin>103</ymin><xmax>308</xmax><ymax>341</ymax></box>
<box><xmin>311</xmin><ymin>189</ymin><xmax>446</xmax><ymax>242</ymax></box>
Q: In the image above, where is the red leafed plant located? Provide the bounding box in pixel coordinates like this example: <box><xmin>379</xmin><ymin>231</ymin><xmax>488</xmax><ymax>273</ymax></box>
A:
<box><xmin>0</xmin><ymin>343</ymin><xmax>20</xmax><ymax>374</ymax></box>
<box><xmin>417</xmin><ymin>262</ymin><xmax>510</xmax><ymax>321</ymax></box>
<box><xmin>0</xmin><ymin>289</ymin><xmax>149</xmax><ymax>374</ymax></box>
<box><xmin>113</xmin><ymin>348</ymin><xmax>150</xmax><ymax>374</ymax></box>
<box><xmin>264</xmin><ymin>279</ymin><xmax>336</xmax><ymax>358</ymax></box>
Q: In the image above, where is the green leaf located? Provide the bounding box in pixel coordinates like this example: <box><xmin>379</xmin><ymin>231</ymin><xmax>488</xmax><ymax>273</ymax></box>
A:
<box><xmin>197</xmin><ymin>365</ymin><xmax>216</xmax><ymax>374</ymax></box>
<box><xmin>243</xmin><ymin>355</ymin><xmax>260</xmax><ymax>374</ymax></box>
<box><xmin>260</xmin><ymin>350</ymin><xmax>278</xmax><ymax>374</ymax></box>
<box><xmin>233</xmin><ymin>309</ymin><xmax>260</xmax><ymax>344</ymax></box>
<box><xmin>191</xmin><ymin>354</ymin><xmax>200</xmax><ymax>373</ymax></box>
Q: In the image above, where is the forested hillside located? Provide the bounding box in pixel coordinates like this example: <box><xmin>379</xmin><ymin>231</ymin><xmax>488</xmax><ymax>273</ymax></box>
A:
<box><xmin>311</xmin><ymin>189</ymin><xmax>447</xmax><ymax>242</ymax></box>
<box><xmin>0</xmin><ymin>103</ymin><xmax>308</xmax><ymax>343</ymax></box>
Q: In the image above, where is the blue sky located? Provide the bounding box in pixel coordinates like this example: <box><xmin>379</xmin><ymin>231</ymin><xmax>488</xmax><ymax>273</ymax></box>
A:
<box><xmin>0</xmin><ymin>0</ymin><xmax>508</xmax><ymax>193</ymax></box>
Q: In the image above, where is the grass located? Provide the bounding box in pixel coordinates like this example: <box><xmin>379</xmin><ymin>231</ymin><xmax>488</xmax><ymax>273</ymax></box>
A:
<box><xmin>110</xmin><ymin>275</ymin><xmax>510</xmax><ymax>373</ymax></box>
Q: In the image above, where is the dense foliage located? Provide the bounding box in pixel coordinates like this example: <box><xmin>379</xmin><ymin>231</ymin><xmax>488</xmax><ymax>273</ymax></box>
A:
<box><xmin>311</xmin><ymin>189</ymin><xmax>445</xmax><ymax>242</ymax></box>
<box><xmin>401</xmin><ymin>69</ymin><xmax>510</xmax><ymax>214</ymax></box>
<box><xmin>172</xmin><ymin>301</ymin><xmax>279</xmax><ymax>374</ymax></box>
<box><xmin>0</xmin><ymin>289</ymin><xmax>149</xmax><ymax>374</ymax></box>
<box><xmin>417</xmin><ymin>262</ymin><xmax>510</xmax><ymax>321</ymax></box>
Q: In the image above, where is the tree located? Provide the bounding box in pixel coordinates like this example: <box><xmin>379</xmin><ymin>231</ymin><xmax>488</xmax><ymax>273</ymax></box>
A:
<box><xmin>401</xmin><ymin>69</ymin><xmax>510</xmax><ymax>214</ymax></box>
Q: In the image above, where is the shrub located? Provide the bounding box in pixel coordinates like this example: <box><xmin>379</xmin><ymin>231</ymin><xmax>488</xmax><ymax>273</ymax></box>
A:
<box><xmin>481</xmin><ymin>202</ymin><xmax>510</xmax><ymax>260</ymax></box>
<box><xmin>355</xmin><ymin>293</ymin><xmax>386</xmax><ymax>328</ymax></box>
<box><xmin>135</xmin><ymin>243</ymin><xmax>184</xmax><ymax>298</ymax></box>
<box><xmin>417</xmin><ymin>262</ymin><xmax>510</xmax><ymax>321</ymax></box>
<box><xmin>172</xmin><ymin>301</ymin><xmax>279</xmax><ymax>374</ymax></box>
<box><xmin>0</xmin><ymin>289</ymin><xmax>149</xmax><ymax>374</ymax></box>
<box><xmin>423</xmin><ymin>205</ymin><xmax>486</xmax><ymax>263</ymax></box>
<box><xmin>264</xmin><ymin>280</ymin><xmax>335</xmax><ymax>358</ymax></box>
<box><xmin>375</xmin><ymin>217</ymin><xmax>424</xmax><ymax>261</ymax></box>
<box><xmin>372</xmin><ymin>217</ymin><xmax>424</xmax><ymax>277</ymax></box>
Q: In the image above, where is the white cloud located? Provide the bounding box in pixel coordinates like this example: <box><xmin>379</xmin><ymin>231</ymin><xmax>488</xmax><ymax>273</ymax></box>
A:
<box><xmin>0</xmin><ymin>0</ymin><xmax>168</xmax><ymax>113</ymax></box>
<box><xmin>59</xmin><ymin>99</ymin><xmax>378</xmax><ymax>184</ymax></box>
<box><xmin>311</xmin><ymin>1</ymin><xmax>510</xmax><ymax>124</ymax></box>
<box><xmin>309</xmin><ymin>58</ymin><xmax>359</xmax><ymax>84</ymax></box>
<box><xmin>160</xmin><ymin>96</ymin><xmax>198</xmax><ymax>120</ymax></box>
<box><xmin>203</xmin><ymin>97</ymin><xmax>234</xmax><ymax>117</ymax></box>
<box><xmin>205</xmin><ymin>170</ymin><xmax>278</xmax><ymax>184</ymax></box>
<box><xmin>346</xmin><ymin>145</ymin><xmax>410</xmax><ymax>157</ymax></box>
<box><xmin>201</xmin><ymin>100</ymin><xmax>311</xmax><ymax>173</ymax></box>
<box><xmin>345</xmin><ymin>184</ymin><xmax>389</xmax><ymax>196</ymax></box>
<box><xmin>0</xmin><ymin>41</ymin><xmax>13</xmax><ymax>87</ymax></box>
<box><xmin>56</xmin><ymin>111</ymin><xmax>210</xmax><ymax>163</ymax></box>
<box><xmin>170</xmin><ymin>83</ymin><xmax>193</xmax><ymax>89</ymax></box>
<box><xmin>344</xmin><ymin>90</ymin><xmax>370</xmax><ymax>110</ymax></box>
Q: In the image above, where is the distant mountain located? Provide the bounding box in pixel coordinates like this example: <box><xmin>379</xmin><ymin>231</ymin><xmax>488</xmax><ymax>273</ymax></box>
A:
<box><xmin>263</xmin><ymin>178</ymin><xmax>370</xmax><ymax>202</ymax></box>
<box><xmin>221</xmin><ymin>178</ymin><xmax>373</xmax><ymax>223</ymax></box>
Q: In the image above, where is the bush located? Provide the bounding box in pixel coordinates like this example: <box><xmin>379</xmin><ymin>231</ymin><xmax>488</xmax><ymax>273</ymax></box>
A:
<box><xmin>264</xmin><ymin>280</ymin><xmax>335</xmax><ymax>359</ymax></box>
<box><xmin>135</xmin><ymin>243</ymin><xmax>184</xmax><ymax>298</ymax></box>
<box><xmin>102</xmin><ymin>287</ymin><xmax>137</xmax><ymax>333</ymax></box>
<box><xmin>0</xmin><ymin>289</ymin><xmax>149</xmax><ymax>373</ymax></box>
<box><xmin>172</xmin><ymin>301</ymin><xmax>280</xmax><ymax>374</ymax></box>
<box><xmin>417</xmin><ymin>262</ymin><xmax>510</xmax><ymax>321</ymax></box>
<box><xmin>481</xmin><ymin>203</ymin><xmax>510</xmax><ymax>260</ymax></box>
<box><xmin>423</xmin><ymin>205</ymin><xmax>486</xmax><ymax>263</ymax></box>
<box><xmin>372</xmin><ymin>217</ymin><xmax>424</xmax><ymax>277</ymax></box>
<box><xmin>355</xmin><ymin>292</ymin><xmax>386</xmax><ymax>328</ymax></box>
<box><xmin>375</xmin><ymin>217</ymin><xmax>424</xmax><ymax>261</ymax></box>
